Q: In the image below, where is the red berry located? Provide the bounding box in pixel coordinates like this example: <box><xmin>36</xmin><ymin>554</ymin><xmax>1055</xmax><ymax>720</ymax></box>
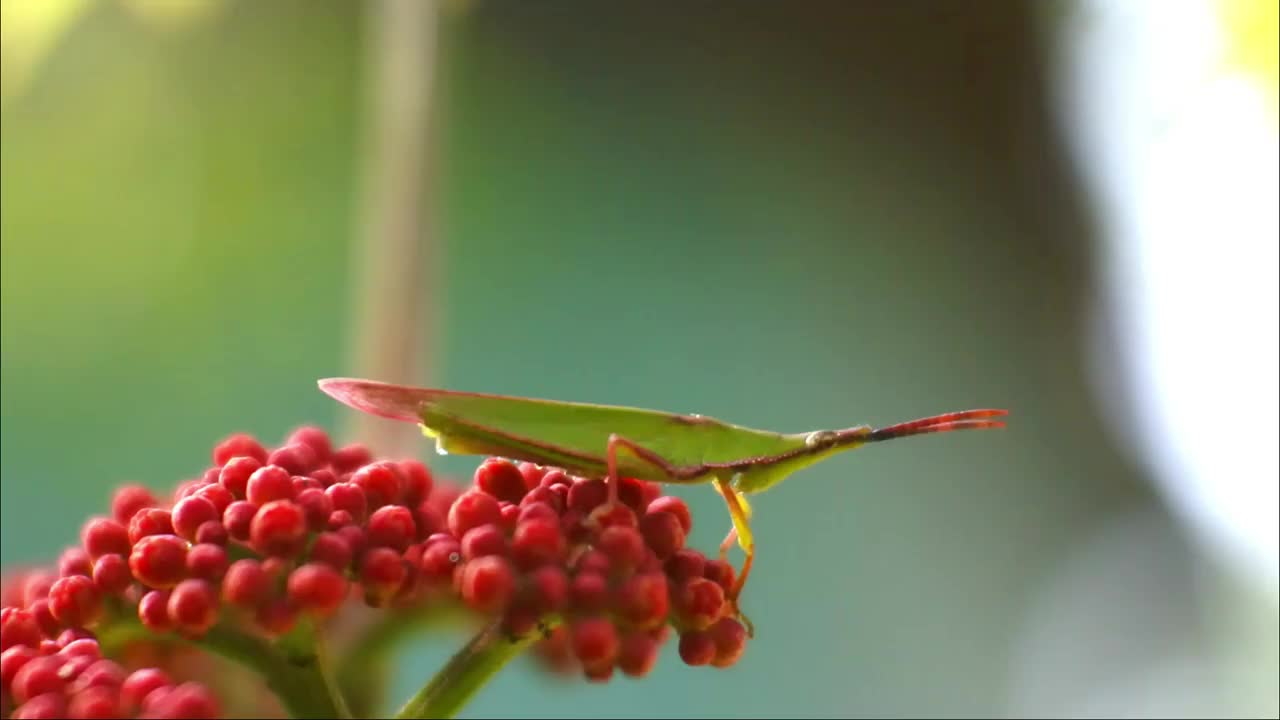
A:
<box><xmin>517</xmin><ymin>502</ymin><xmax>558</xmax><ymax>525</ymax></box>
<box><xmin>367</xmin><ymin>505</ymin><xmax>416</xmax><ymax>552</ymax></box>
<box><xmin>288</xmin><ymin>563</ymin><xmax>348</xmax><ymax>616</ymax></box>
<box><xmin>110</xmin><ymin>485</ymin><xmax>157</xmax><ymax>525</ymax></box>
<box><xmin>519</xmin><ymin>487</ymin><xmax>562</xmax><ymax>513</ymax></box>
<box><xmin>675</xmin><ymin>578</ymin><xmax>725</xmax><ymax>630</ymax></box>
<box><xmin>709</xmin><ymin>617</ymin><xmax>747</xmax><ymax>667</ymax></box>
<box><xmin>567</xmin><ymin>479</ymin><xmax>607</xmax><ymax>515</ymax></box>
<box><xmin>570</xmin><ymin>617</ymin><xmax>618</xmax><ymax>670</ymax></box>
<box><xmin>703</xmin><ymin>560</ymin><xmax>736</xmax><ymax>593</ymax></box>
<box><xmin>91</xmin><ymin>554</ymin><xmax>131</xmax><ymax>596</ymax></box>
<box><xmin>195</xmin><ymin>484</ymin><xmax>234</xmax><ymax>515</ymax></box>
<box><xmin>269</xmin><ymin>443</ymin><xmax>318</xmax><ymax>476</ymax></box>
<box><xmin>398</xmin><ymin>460</ymin><xmax>433</xmax><ymax>506</ymax></box>
<box><xmin>287</xmin><ymin>426</ymin><xmax>332</xmax><ymax>461</ymax></box>
<box><xmin>120</xmin><ymin>668</ymin><xmax>170</xmax><ymax>711</ymax></box>
<box><xmin>664</xmin><ymin>549</ymin><xmax>706</xmax><ymax>582</ymax></box>
<box><xmin>583</xmin><ymin>663</ymin><xmax>614</xmax><ymax>683</ymax></box>
<box><xmin>517</xmin><ymin>462</ymin><xmax>546</xmax><ymax>490</ymax></box>
<box><xmin>511</xmin><ymin>518</ymin><xmax>564</xmax><ymax>569</ymax></box>
<box><xmin>221</xmin><ymin>501</ymin><xmax>256</xmax><ymax>542</ymax></box>
<box><xmin>539</xmin><ymin>469</ymin><xmax>572</xmax><ymax>489</ymax></box>
<box><xmin>574</xmin><ymin>549</ymin><xmax>611</xmax><ymax>576</ymax></box>
<box><xmin>171</xmin><ymin>497</ymin><xmax>218</xmax><ymax>542</ymax></box>
<box><xmin>128</xmin><ymin>535</ymin><xmax>188</xmax><ymax>590</ymax></box>
<box><xmin>172</xmin><ymin>479</ymin><xmax>208</xmax><ymax>504</ymax></box>
<box><xmin>412</xmin><ymin>501</ymin><xmax>444</xmax><ymax>541</ymax></box>
<box><xmin>167</xmin><ymin>579</ymin><xmax>218</xmax><ymax>635</ymax></box>
<box><xmin>337</xmin><ymin>525</ymin><xmax>367</xmax><ymax>561</ymax></box>
<box><xmin>678</xmin><ymin>630</ymin><xmax>715</xmax><ymax>666</ymax></box>
<box><xmin>127</xmin><ymin>509</ymin><xmax>173</xmax><ymax>545</ymax></box>
<box><xmin>459</xmin><ymin>525</ymin><xmax>505</xmax><ymax>563</ymax></box>
<box><xmin>475</xmin><ymin>459</ymin><xmax>527</xmax><ymax>504</ymax></box>
<box><xmin>68</xmin><ymin>658</ymin><xmax>125</xmax><ymax>692</ymax></box>
<box><xmin>331</xmin><ymin>444</ymin><xmax>372</xmax><ymax>473</ymax></box>
<box><xmin>617</xmin><ymin>477</ymin><xmax>651</xmax><ymax>513</ymax></box>
<box><xmin>295</xmin><ymin>488</ymin><xmax>333</xmax><ymax>532</ymax></box>
<box><xmin>523</xmin><ymin>565</ymin><xmax>568</xmax><ymax>614</ymax></box>
<box><xmin>614</xmin><ymin>573</ymin><xmax>669</xmax><ymax>630</ymax></box>
<box><xmin>2</xmin><ymin>645</ymin><xmax>38</xmax><ymax>690</ymax></box>
<box><xmin>618</xmin><ymin>631</ymin><xmax>659</xmax><ymax>677</ymax></box>
<box><xmin>80</xmin><ymin>518</ymin><xmax>130</xmax><ymax>560</ymax></box>
<box><xmin>254</xmin><ymin>598</ymin><xmax>298</xmax><ymax>636</ymax></box>
<box><xmin>218</xmin><ymin>456</ymin><xmax>262</xmax><ymax>499</ymax></box>
<box><xmin>292</xmin><ymin>476</ymin><xmax>321</xmax><ymax>496</ymax></box>
<box><xmin>213</xmin><ymin>433</ymin><xmax>268</xmax><ymax>465</ymax></box>
<box><xmin>246</xmin><ymin>465</ymin><xmax>294</xmax><ymax>506</ymax></box>
<box><xmin>358</xmin><ymin>548</ymin><xmax>406</xmax><ymax>603</ymax></box>
<box><xmin>587</xmin><ymin>502</ymin><xmax>637</xmax><ymax>530</ymax></box>
<box><xmin>58</xmin><ymin>548</ymin><xmax>93</xmax><ymax>578</ymax></box>
<box><xmin>325</xmin><ymin>483</ymin><xmax>367</xmax><ymax>523</ymax></box>
<box><xmin>448</xmin><ymin>490</ymin><xmax>502</xmax><ymax>538</ymax></box>
<box><xmin>48</xmin><ymin>577</ymin><xmax>101</xmax><ymax>629</ymax></box>
<box><xmin>560</xmin><ymin>510</ymin><xmax>589</xmax><ymax>544</ymax></box>
<box><xmin>137</xmin><ymin>590</ymin><xmax>172</xmax><ymax>632</ymax></box>
<box><xmin>640</xmin><ymin>510</ymin><xmax>685</xmax><ymax>559</ymax></box>
<box><xmin>194</xmin><ymin>521</ymin><xmax>228</xmax><ymax>547</ymax></box>
<box><xmin>498</xmin><ymin>503</ymin><xmax>520</xmax><ymax>532</ymax></box>
<box><xmin>57</xmin><ymin>629</ymin><xmax>95</xmax><ymax>649</ymax></box>
<box><xmin>419</xmin><ymin>539</ymin><xmax>461</xmax><ymax>583</ymax></box>
<box><xmin>10</xmin><ymin>655</ymin><xmax>63</xmax><ymax>703</ymax></box>
<box><xmin>250</xmin><ymin>501</ymin><xmax>306</xmax><ymax>557</ymax></box>
<box><xmin>221</xmin><ymin>560</ymin><xmax>268</xmax><ymax>607</ymax></box>
<box><xmin>311</xmin><ymin>468</ymin><xmax>338</xmax><ymax>487</ymax></box>
<box><xmin>25</xmin><ymin>601</ymin><xmax>58</xmax><ymax>639</ymax></box>
<box><xmin>19</xmin><ymin>572</ymin><xmax>56</xmax><ymax>609</ymax></box>
<box><xmin>185</xmin><ymin>544</ymin><xmax>228</xmax><ymax>582</ymax></box>
<box><xmin>308</xmin><ymin>532</ymin><xmax>352</xmax><ymax>570</ymax></box>
<box><xmin>459</xmin><ymin>556</ymin><xmax>515</xmax><ymax>613</ymax></box>
<box><xmin>569</xmin><ymin>572</ymin><xmax>609</xmax><ymax>614</ymax></box>
<box><xmin>13</xmin><ymin>691</ymin><xmax>67</xmax><ymax>718</ymax></box>
<box><xmin>352</xmin><ymin>462</ymin><xmax>403</xmax><ymax>509</ymax></box>
<box><xmin>596</xmin><ymin>526</ymin><xmax>646</xmax><ymax>571</ymax></box>
<box><xmin>66</xmin><ymin>684</ymin><xmax>121</xmax><ymax>719</ymax></box>
<box><xmin>327</xmin><ymin>510</ymin><xmax>354</xmax><ymax>530</ymax></box>
<box><xmin>147</xmin><ymin>681</ymin><xmax>220</xmax><ymax>719</ymax></box>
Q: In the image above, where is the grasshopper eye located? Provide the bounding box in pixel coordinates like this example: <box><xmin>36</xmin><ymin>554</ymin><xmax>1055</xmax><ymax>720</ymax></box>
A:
<box><xmin>805</xmin><ymin>431</ymin><xmax>837</xmax><ymax>448</ymax></box>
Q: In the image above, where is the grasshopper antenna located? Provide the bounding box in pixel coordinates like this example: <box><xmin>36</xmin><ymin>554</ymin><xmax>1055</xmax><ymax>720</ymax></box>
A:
<box><xmin>866</xmin><ymin>409</ymin><xmax>1008</xmax><ymax>443</ymax></box>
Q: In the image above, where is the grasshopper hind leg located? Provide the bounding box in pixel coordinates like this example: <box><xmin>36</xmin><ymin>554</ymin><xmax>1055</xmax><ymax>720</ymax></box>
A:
<box><xmin>714</xmin><ymin>478</ymin><xmax>756</xmax><ymax>638</ymax></box>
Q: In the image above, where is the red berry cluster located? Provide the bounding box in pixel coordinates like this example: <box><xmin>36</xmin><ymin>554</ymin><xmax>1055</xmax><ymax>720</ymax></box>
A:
<box><xmin>447</xmin><ymin>459</ymin><xmax>749</xmax><ymax>681</ymax></box>
<box><xmin>1</xmin><ymin>425</ymin><xmax>750</xmax><ymax>716</ymax></box>
<box><xmin>1</xmin><ymin>611</ymin><xmax>218</xmax><ymax>719</ymax></box>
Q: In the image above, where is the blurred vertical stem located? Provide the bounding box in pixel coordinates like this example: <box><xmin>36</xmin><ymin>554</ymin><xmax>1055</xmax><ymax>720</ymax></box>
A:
<box><xmin>346</xmin><ymin>0</ymin><xmax>441</xmax><ymax>459</ymax></box>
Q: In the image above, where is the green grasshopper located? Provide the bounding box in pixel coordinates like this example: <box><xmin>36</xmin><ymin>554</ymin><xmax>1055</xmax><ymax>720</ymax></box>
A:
<box><xmin>317</xmin><ymin>378</ymin><xmax>1007</xmax><ymax>635</ymax></box>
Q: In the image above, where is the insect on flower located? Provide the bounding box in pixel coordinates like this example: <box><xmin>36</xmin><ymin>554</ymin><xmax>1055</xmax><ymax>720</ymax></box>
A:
<box><xmin>317</xmin><ymin>378</ymin><xmax>1009</xmax><ymax>636</ymax></box>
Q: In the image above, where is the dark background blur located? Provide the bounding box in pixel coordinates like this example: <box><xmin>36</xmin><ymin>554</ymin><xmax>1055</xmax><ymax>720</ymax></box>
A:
<box><xmin>3</xmin><ymin>1</ymin><xmax>1275</xmax><ymax>717</ymax></box>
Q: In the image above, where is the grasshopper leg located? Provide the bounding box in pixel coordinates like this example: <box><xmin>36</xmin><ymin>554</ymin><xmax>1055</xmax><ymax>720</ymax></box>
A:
<box><xmin>714</xmin><ymin>478</ymin><xmax>755</xmax><ymax>638</ymax></box>
<box><xmin>718</xmin><ymin>527</ymin><xmax>737</xmax><ymax>562</ymax></box>
<box><xmin>604</xmin><ymin>433</ymin><xmax>680</xmax><ymax>506</ymax></box>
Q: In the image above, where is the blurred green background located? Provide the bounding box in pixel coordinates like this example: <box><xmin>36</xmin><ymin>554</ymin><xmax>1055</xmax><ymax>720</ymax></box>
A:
<box><xmin>2</xmin><ymin>1</ymin><xmax>1276</xmax><ymax>717</ymax></box>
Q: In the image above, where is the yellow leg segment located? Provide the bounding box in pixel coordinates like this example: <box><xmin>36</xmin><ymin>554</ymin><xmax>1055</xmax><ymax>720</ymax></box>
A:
<box><xmin>714</xmin><ymin>478</ymin><xmax>755</xmax><ymax>638</ymax></box>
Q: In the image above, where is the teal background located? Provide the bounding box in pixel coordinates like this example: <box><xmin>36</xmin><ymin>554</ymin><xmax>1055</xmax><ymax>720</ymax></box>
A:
<box><xmin>2</xmin><ymin>2</ymin><xmax>1273</xmax><ymax>717</ymax></box>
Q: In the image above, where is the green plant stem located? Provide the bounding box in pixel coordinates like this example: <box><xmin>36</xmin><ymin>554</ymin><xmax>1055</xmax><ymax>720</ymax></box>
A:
<box><xmin>395</xmin><ymin>621</ymin><xmax>544</xmax><ymax>720</ymax></box>
<box><xmin>97</xmin><ymin>617</ymin><xmax>347</xmax><ymax>720</ymax></box>
<box><xmin>337</xmin><ymin>601</ymin><xmax>471</xmax><ymax>717</ymax></box>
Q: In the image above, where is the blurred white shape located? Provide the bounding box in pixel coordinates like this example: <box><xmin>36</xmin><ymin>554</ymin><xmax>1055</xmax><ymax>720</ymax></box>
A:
<box><xmin>1054</xmin><ymin>0</ymin><xmax>1279</xmax><ymax>593</ymax></box>
<box><xmin>1007</xmin><ymin>506</ymin><xmax>1279</xmax><ymax>717</ymax></box>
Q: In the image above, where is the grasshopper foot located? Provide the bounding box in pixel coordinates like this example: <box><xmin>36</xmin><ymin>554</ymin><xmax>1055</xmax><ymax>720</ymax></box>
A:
<box><xmin>728</xmin><ymin>598</ymin><xmax>756</xmax><ymax>639</ymax></box>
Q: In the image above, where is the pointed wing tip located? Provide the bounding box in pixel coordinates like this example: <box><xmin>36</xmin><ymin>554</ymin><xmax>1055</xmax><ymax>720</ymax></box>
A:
<box><xmin>315</xmin><ymin>377</ymin><xmax>426</xmax><ymax>423</ymax></box>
